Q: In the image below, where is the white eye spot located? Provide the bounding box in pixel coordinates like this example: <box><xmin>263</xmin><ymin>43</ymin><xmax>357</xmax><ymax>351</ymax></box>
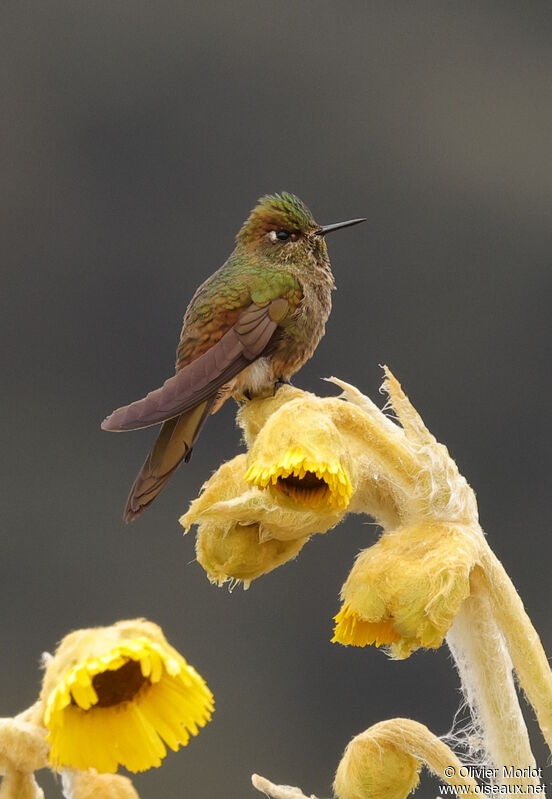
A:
<box><xmin>268</xmin><ymin>230</ymin><xmax>278</xmax><ymax>243</ymax></box>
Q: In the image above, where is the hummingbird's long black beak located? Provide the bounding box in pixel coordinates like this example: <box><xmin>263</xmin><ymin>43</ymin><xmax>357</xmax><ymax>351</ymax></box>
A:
<box><xmin>316</xmin><ymin>218</ymin><xmax>366</xmax><ymax>235</ymax></box>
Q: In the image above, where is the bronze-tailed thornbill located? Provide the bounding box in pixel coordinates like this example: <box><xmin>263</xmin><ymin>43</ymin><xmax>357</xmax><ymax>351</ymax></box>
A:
<box><xmin>102</xmin><ymin>192</ymin><xmax>365</xmax><ymax>521</ymax></box>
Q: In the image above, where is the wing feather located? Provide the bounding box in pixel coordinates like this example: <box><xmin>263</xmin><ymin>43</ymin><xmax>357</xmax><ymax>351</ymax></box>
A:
<box><xmin>101</xmin><ymin>299</ymin><xmax>287</xmax><ymax>432</ymax></box>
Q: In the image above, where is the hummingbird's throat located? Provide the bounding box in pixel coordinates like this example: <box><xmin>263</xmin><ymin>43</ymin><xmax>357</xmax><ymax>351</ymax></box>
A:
<box><xmin>276</xmin><ymin>471</ymin><xmax>330</xmax><ymax>507</ymax></box>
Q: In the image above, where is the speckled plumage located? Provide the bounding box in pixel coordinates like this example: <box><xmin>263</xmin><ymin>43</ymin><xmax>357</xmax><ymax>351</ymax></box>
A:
<box><xmin>102</xmin><ymin>192</ymin><xmax>355</xmax><ymax>521</ymax></box>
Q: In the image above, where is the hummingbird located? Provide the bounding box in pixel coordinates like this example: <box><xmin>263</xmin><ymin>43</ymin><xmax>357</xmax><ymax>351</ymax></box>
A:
<box><xmin>102</xmin><ymin>192</ymin><xmax>365</xmax><ymax>522</ymax></box>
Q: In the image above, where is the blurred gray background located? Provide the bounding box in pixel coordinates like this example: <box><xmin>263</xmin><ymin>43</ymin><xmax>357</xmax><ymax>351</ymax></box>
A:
<box><xmin>1</xmin><ymin>3</ymin><xmax>551</xmax><ymax>797</ymax></box>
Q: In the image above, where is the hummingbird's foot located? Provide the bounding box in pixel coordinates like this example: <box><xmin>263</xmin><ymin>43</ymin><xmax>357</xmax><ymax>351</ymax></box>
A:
<box><xmin>273</xmin><ymin>377</ymin><xmax>292</xmax><ymax>395</ymax></box>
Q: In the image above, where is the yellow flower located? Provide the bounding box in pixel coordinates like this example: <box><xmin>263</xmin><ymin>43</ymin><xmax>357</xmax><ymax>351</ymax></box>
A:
<box><xmin>332</xmin><ymin>523</ymin><xmax>482</xmax><ymax>658</ymax></box>
<box><xmin>41</xmin><ymin>620</ymin><xmax>214</xmax><ymax>773</ymax></box>
<box><xmin>243</xmin><ymin>395</ymin><xmax>354</xmax><ymax>511</ymax></box>
<box><xmin>182</xmin><ymin>371</ymin><xmax>552</xmax><ymax>780</ymax></box>
<box><xmin>245</xmin><ymin>449</ymin><xmax>352</xmax><ymax>511</ymax></box>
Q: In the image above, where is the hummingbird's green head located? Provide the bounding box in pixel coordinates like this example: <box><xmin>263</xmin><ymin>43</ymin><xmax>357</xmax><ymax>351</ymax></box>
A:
<box><xmin>237</xmin><ymin>192</ymin><xmax>318</xmax><ymax>248</ymax></box>
<box><xmin>236</xmin><ymin>192</ymin><xmax>365</xmax><ymax>267</ymax></box>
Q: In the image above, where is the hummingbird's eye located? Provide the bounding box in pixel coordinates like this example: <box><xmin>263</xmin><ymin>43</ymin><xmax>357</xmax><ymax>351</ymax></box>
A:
<box><xmin>267</xmin><ymin>229</ymin><xmax>298</xmax><ymax>244</ymax></box>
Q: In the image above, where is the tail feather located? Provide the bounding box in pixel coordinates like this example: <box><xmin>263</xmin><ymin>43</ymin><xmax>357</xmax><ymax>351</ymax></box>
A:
<box><xmin>124</xmin><ymin>399</ymin><xmax>213</xmax><ymax>522</ymax></box>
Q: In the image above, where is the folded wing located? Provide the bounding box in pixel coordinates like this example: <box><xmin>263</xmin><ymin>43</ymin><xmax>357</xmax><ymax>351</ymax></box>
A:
<box><xmin>101</xmin><ymin>300</ymin><xmax>285</xmax><ymax>432</ymax></box>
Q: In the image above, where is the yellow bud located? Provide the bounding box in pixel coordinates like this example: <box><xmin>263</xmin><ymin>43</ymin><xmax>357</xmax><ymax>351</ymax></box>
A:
<box><xmin>196</xmin><ymin>521</ymin><xmax>308</xmax><ymax>588</ymax></box>
<box><xmin>334</xmin><ymin>727</ymin><xmax>420</xmax><ymax>799</ymax></box>
<box><xmin>334</xmin><ymin>719</ymin><xmax>477</xmax><ymax>799</ymax></box>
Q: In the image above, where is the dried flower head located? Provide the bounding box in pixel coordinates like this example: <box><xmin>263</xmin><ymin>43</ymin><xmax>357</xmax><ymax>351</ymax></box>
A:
<box><xmin>333</xmin><ymin>522</ymin><xmax>482</xmax><ymax>658</ymax></box>
<box><xmin>40</xmin><ymin>619</ymin><xmax>213</xmax><ymax>773</ymax></box>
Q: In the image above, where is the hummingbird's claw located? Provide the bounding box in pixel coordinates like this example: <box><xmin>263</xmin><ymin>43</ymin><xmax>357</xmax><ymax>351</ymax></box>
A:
<box><xmin>273</xmin><ymin>378</ymin><xmax>292</xmax><ymax>395</ymax></box>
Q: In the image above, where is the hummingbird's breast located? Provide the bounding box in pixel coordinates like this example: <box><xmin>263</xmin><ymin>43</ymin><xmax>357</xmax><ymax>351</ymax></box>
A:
<box><xmin>230</xmin><ymin>258</ymin><xmax>334</xmax><ymax>400</ymax></box>
<box><xmin>265</xmin><ymin>266</ymin><xmax>333</xmax><ymax>381</ymax></box>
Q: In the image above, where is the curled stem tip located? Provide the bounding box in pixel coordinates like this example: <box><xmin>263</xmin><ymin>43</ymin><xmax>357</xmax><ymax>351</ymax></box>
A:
<box><xmin>335</xmin><ymin>718</ymin><xmax>478</xmax><ymax>799</ymax></box>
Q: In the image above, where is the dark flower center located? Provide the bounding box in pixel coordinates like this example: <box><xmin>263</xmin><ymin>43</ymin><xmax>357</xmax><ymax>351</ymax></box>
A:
<box><xmin>91</xmin><ymin>659</ymin><xmax>149</xmax><ymax>708</ymax></box>
<box><xmin>277</xmin><ymin>470</ymin><xmax>329</xmax><ymax>500</ymax></box>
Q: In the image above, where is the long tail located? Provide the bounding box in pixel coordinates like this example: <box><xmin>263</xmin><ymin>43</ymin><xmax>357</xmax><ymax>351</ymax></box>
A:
<box><xmin>123</xmin><ymin>399</ymin><xmax>214</xmax><ymax>523</ymax></box>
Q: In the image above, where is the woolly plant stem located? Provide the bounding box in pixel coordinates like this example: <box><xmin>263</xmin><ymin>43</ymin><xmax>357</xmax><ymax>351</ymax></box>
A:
<box><xmin>0</xmin><ymin>770</ymin><xmax>44</xmax><ymax>799</ymax></box>
<box><xmin>482</xmin><ymin>547</ymin><xmax>552</xmax><ymax>752</ymax></box>
<box><xmin>446</xmin><ymin>567</ymin><xmax>538</xmax><ymax>789</ymax></box>
<box><xmin>0</xmin><ymin>711</ymin><xmax>48</xmax><ymax>798</ymax></box>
